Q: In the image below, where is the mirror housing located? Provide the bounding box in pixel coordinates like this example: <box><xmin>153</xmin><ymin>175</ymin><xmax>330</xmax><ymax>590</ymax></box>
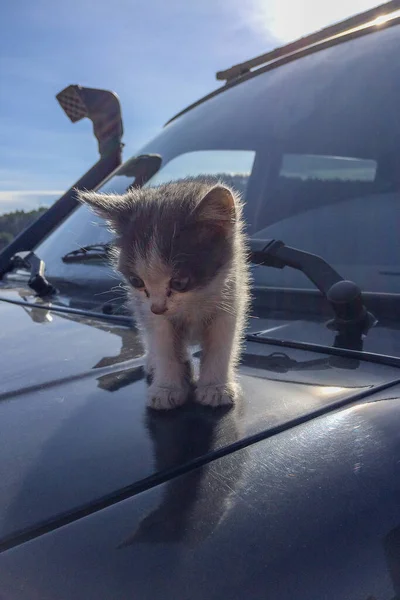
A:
<box><xmin>122</xmin><ymin>154</ymin><xmax>162</xmax><ymax>187</ymax></box>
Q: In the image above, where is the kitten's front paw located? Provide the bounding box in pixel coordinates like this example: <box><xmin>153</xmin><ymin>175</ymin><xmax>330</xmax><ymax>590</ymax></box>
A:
<box><xmin>147</xmin><ymin>384</ymin><xmax>189</xmax><ymax>410</ymax></box>
<box><xmin>195</xmin><ymin>383</ymin><xmax>238</xmax><ymax>407</ymax></box>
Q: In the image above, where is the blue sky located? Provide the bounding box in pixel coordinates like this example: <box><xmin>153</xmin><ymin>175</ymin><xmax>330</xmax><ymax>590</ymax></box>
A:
<box><xmin>0</xmin><ymin>0</ymin><xmax>380</xmax><ymax>214</ymax></box>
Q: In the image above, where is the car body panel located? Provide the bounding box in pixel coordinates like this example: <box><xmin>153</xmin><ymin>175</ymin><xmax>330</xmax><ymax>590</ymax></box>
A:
<box><xmin>0</xmin><ymin>292</ymin><xmax>400</xmax><ymax>548</ymax></box>
<box><xmin>1</xmin><ymin>15</ymin><xmax>400</xmax><ymax>599</ymax></box>
<box><xmin>1</xmin><ymin>392</ymin><xmax>400</xmax><ymax>599</ymax></box>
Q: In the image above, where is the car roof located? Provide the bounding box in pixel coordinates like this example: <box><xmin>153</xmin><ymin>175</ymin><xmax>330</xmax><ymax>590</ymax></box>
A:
<box><xmin>165</xmin><ymin>0</ymin><xmax>400</xmax><ymax>126</ymax></box>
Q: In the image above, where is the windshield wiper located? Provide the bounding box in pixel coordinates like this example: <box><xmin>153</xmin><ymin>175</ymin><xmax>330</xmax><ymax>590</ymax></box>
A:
<box><xmin>250</xmin><ymin>238</ymin><xmax>377</xmax><ymax>346</ymax></box>
<box><xmin>61</xmin><ymin>243</ymin><xmax>112</xmax><ymax>263</ymax></box>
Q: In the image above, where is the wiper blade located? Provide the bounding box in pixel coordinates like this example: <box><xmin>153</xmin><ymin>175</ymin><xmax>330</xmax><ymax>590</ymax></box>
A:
<box><xmin>249</xmin><ymin>238</ymin><xmax>377</xmax><ymax>343</ymax></box>
<box><xmin>9</xmin><ymin>251</ymin><xmax>57</xmax><ymax>297</ymax></box>
<box><xmin>62</xmin><ymin>243</ymin><xmax>112</xmax><ymax>263</ymax></box>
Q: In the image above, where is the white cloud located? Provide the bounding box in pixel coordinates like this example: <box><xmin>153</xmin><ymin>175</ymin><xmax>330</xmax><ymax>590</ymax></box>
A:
<box><xmin>0</xmin><ymin>191</ymin><xmax>64</xmax><ymax>197</ymax></box>
<box><xmin>0</xmin><ymin>191</ymin><xmax>63</xmax><ymax>214</ymax></box>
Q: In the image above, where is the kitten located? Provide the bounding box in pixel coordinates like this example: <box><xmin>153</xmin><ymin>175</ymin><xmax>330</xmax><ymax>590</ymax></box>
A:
<box><xmin>78</xmin><ymin>179</ymin><xmax>250</xmax><ymax>410</ymax></box>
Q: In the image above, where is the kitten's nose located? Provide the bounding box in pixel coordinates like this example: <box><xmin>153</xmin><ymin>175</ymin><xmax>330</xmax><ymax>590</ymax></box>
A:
<box><xmin>151</xmin><ymin>303</ymin><xmax>167</xmax><ymax>315</ymax></box>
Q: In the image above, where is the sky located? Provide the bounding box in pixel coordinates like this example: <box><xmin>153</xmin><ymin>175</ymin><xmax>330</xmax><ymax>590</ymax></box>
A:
<box><xmin>0</xmin><ymin>0</ymin><xmax>383</xmax><ymax>214</ymax></box>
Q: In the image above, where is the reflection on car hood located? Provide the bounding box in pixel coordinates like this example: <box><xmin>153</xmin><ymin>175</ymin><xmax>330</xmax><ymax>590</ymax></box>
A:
<box><xmin>0</xmin><ymin>289</ymin><xmax>400</xmax><ymax>549</ymax></box>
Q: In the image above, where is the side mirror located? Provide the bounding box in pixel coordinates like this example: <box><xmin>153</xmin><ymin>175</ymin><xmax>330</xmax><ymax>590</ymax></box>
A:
<box><xmin>122</xmin><ymin>154</ymin><xmax>162</xmax><ymax>187</ymax></box>
<box><xmin>56</xmin><ymin>85</ymin><xmax>123</xmax><ymax>158</ymax></box>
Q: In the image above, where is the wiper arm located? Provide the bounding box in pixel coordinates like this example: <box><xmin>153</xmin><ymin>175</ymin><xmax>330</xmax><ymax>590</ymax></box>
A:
<box><xmin>9</xmin><ymin>251</ymin><xmax>57</xmax><ymax>297</ymax></box>
<box><xmin>61</xmin><ymin>243</ymin><xmax>112</xmax><ymax>263</ymax></box>
<box><xmin>250</xmin><ymin>238</ymin><xmax>377</xmax><ymax>342</ymax></box>
<box><xmin>251</xmin><ymin>239</ymin><xmax>342</xmax><ymax>291</ymax></box>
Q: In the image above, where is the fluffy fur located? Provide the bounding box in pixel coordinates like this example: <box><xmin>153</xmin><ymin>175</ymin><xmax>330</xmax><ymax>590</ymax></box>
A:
<box><xmin>78</xmin><ymin>178</ymin><xmax>250</xmax><ymax>410</ymax></box>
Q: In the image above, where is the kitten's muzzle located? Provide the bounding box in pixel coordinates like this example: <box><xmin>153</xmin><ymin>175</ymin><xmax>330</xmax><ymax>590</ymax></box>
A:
<box><xmin>151</xmin><ymin>303</ymin><xmax>167</xmax><ymax>315</ymax></box>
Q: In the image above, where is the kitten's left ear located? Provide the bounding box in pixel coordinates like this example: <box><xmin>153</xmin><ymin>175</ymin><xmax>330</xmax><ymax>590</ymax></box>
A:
<box><xmin>76</xmin><ymin>189</ymin><xmax>134</xmax><ymax>233</ymax></box>
<box><xmin>195</xmin><ymin>185</ymin><xmax>236</xmax><ymax>224</ymax></box>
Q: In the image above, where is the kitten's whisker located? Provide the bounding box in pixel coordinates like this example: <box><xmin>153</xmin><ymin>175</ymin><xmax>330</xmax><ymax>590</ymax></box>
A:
<box><xmin>109</xmin><ymin>294</ymin><xmax>129</xmax><ymax>301</ymax></box>
<box><xmin>105</xmin><ymin>271</ymin><xmax>123</xmax><ymax>282</ymax></box>
<box><xmin>172</xmin><ymin>252</ymin><xmax>195</xmax><ymax>261</ymax></box>
<box><xmin>112</xmin><ymin>304</ymin><xmax>130</xmax><ymax>315</ymax></box>
<box><xmin>95</xmin><ymin>284</ymin><xmax>127</xmax><ymax>297</ymax></box>
<box><xmin>169</xmin><ymin>223</ymin><xmax>177</xmax><ymax>262</ymax></box>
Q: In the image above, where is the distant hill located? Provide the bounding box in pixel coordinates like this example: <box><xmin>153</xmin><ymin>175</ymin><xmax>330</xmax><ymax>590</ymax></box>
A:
<box><xmin>0</xmin><ymin>208</ymin><xmax>47</xmax><ymax>251</ymax></box>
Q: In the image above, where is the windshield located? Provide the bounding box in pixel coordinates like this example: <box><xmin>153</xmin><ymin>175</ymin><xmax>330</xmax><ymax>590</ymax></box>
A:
<box><xmin>33</xmin><ymin>25</ymin><xmax>400</xmax><ymax>309</ymax></box>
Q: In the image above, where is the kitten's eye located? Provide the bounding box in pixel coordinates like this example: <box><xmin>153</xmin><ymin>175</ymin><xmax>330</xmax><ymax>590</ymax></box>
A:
<box><xmin>129</xmin><ymin>275</ymin><xmax>145</xmax><ymax>289</ymax></box>
<box><xmin>170</xmin><ymin>276</ymin><xmax>190</xmax><ymax>292</ymax></box>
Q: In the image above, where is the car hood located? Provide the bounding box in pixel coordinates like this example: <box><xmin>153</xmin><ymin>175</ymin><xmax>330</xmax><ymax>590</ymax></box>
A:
<box><xmin>1</xmin><ymin>290</ymin><xmax>400</xmax><ymax>549</ymax></box>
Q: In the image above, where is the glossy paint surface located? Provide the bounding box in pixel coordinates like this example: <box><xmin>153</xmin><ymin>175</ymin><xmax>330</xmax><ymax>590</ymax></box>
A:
<box><xmin>0</xmin><ymin>290</ymin><xmax>399</xmax><ymax>549</ymax></box>
<box><xmin>2</xmin><ymin>391</ymin><xmax>400</xmax><ymax>599</ymax></box>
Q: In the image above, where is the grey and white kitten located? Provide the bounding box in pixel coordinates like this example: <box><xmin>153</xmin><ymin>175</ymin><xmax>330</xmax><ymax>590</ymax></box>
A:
<box><xmin>78</xmin><ymin>179</ymin><xmax>250</xmax><ymax>410</ymax></box>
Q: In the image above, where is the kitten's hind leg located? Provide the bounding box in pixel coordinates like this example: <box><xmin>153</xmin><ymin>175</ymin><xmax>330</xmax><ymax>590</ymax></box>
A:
<box><xmin>146</xmin><ymin>317</ymin><xmax>191</xmax><ymax>410</ymax></box>
<box><xmin>196</xmin><ymin>313</ymin><xmax>242</xmax><ymax>407</ymax></box>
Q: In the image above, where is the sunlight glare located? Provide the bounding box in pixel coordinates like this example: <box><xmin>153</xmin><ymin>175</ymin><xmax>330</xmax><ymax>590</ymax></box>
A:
<box><xmin>248</xmin><ymin>0</ymin><xmax>387</xmax><ymax>42</ymax></box>
<box><xmin>318</xmin><ymin>386</ymin><xmax>348</xmax><ymax>397</ymax></box>
<box><xmin>370</xmin><ymin>9</ymin><xmax>400</xmax><ymax>26</ymax></box>
<box><xmin>373</xmin><ymin>14</ymin><xmax>390</xmax><ymax>25</ymax></box>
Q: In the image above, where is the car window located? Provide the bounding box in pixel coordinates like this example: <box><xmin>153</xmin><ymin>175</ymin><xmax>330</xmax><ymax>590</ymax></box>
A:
<box><xmin>143</xmin><ymin>150</ymin><xmax>255</xmax><ymax>194</ymax></box>
<box><xmin>250</xmin><ymin>151</ymin><xmax>399</xmax><ymax>294</ymax></box>
<box><xmin>34</xmin><ymin>150</ymin><xmax>256</xmax><ymax>286</ymax></box>
<box><xmin>252</xmin><ymin>192</ymin><xmax>400</xmax><ymax>293</ymax></box>
<box><xmin>280</xmin><ymin>154</ymin><xmax>377</xmax><ymax>182</ymax></box>
<box><xmin>33</xmin><ymin>24</ymin><xmax>400</xmax><ymax>298</ymax></box>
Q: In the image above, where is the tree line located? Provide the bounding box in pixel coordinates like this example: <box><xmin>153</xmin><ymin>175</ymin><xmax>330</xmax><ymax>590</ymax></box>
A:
<box><xmin>0</xmin><ymin>208</ymin><xmax>47</xmax><ymax>251</ymax></box>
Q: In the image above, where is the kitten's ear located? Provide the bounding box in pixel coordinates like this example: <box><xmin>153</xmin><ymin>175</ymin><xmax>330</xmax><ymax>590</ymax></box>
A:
<box><xmin>76</xmin><ymin>190</ymin><xmax>134</xmax><ymax>233</ymax></box>
<box><xmin>195</xmin><ymin>185</ymin><xmax>236</xmax><ymax>225</ymax></box>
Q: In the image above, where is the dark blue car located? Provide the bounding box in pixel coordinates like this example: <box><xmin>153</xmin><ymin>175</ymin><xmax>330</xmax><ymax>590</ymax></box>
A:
<box><xmin>1</xmin><ymin>4</ymin><xmax>400</xmax><ymax>598</ymax></box>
